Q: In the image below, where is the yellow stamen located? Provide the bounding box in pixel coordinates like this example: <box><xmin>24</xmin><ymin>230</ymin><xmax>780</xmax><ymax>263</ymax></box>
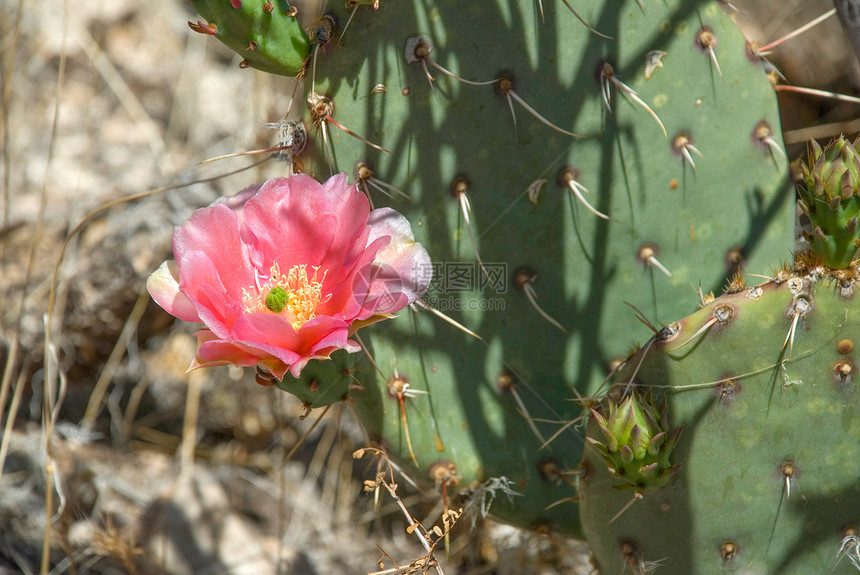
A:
<box><xmin>243</xmin><ymin>263</ymin><xmax>329</xmax><ymax>330</ymax></box>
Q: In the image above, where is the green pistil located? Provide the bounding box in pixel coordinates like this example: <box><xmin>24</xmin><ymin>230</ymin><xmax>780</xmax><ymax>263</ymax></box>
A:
<box><xmin>265</xmin><ymin>286</ymin><xmax>290</xmax><ymax>313</ymax></box>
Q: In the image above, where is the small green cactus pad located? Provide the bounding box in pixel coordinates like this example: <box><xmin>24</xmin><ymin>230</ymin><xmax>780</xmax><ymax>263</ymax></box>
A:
<box><xmin>797</xmin><ymin>136</ymin><xmax>860</xmax><ymax>269</ymax></box>
<box><xmin>295</xmin><ymin>0</ymin><xmax>794</xmax><ymax>535</ymax></box>
<box><xmin>190</xmin><ymin>0</ymin><xmax>309</xmax><ymax>76</ymax></box>
<box><xmin>275</xmin><ymin>349</ymin><xmax>356</xmax><ymax>408</ymax></box>
<box><xmin>580</xmin><ymin>275</ymin><xmax>860</xmax><ymax>574</ymax></box>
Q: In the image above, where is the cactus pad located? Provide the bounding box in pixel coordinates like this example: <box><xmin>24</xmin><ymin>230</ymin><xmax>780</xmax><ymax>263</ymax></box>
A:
<box><xmin>189</xmin><ymin>0</ymin><xmax>310</xmax><ymax>76</ymax></box>
<box><xmin>580</xmin><ymin>275</ymin><xmax>860</xmax><ymax>574</ymax></box>
<box><xmin>286</xmin><ymin>0</ymin><xmax>796</xmax><ymax>535</ymax></box>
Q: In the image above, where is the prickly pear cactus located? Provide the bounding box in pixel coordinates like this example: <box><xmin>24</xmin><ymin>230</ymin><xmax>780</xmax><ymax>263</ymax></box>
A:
<box><xmin>186</xmin><ymin>0</ymin><xmax>795</xmax><ymax>536</ymax></box>
<box><xmin>580</xmin><ymin>275</ymin><xmax>860</xmax><ymax>574</ymax></box>
<box><xmin>586</xmin><ymin>391</ymin><xmax>683</xmax><ymax>493</ymax></box>
<box><xmin>296</xmin><ymin>0</ymin><xmax>792</xmax><ymax>534</ymax></box>
<box><xmin>580</xmin><ymin>137</ymin><xmax>860</xmax><ymax>573</ymax></box>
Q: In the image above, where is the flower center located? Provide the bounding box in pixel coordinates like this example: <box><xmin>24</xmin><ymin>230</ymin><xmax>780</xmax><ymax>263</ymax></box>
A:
<box><xmin>244</xmin><ymin>263</ymin><xmax>328</xmax><ymax>330</ymax></box>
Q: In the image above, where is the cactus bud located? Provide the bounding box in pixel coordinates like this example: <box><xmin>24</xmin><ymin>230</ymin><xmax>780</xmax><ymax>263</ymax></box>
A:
<box><xmin>586</xmin><ymin>391</ymin><xmax>682</xmax><ymax>492</ymax></box>
<box><xmin>797</xmin><ymin>136</ymin><xmax>860</xmax><ymax>269</ymax></box>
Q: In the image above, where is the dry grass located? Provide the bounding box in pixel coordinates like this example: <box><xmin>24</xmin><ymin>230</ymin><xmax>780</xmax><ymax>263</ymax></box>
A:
<box><xmin>0</xmin><ymin>0</ymin><xmax>857</xmax><ymax>573</ymax></box>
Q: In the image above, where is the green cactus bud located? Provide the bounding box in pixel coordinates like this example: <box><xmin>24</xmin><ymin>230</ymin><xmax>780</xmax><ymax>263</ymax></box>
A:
<box><xmin>586</xmin><ymin>392</ymin><xmax>682</xmax><ymax>493</ymax></box>
<box><xmin>798</xmin><ymin>136</ymin><xmax>860</xmax><ymax>269</ymax></box>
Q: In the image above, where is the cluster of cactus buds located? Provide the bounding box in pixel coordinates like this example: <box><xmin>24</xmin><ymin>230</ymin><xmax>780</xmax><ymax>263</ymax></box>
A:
<box><xmin>796</xmin><ymin>136</ymin><xmax>860</xmax><ymax>269</ymax></box>
<box><xmin>586</xmin><ymin>390</ymin><xmax>682</xmax><ymax>493</ymax></box>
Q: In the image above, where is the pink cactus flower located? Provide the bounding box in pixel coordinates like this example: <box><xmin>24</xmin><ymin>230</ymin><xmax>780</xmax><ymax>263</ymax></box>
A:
<box><xmin>147</xmin><ymin>173</ymin><xmax>431</xmax><ymax>379</ymax></box>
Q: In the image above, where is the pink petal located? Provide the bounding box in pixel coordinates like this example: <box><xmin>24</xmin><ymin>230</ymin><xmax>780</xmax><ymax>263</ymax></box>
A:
<box><xmin>192</xmin><ymin>329</ymin><xmax>295</xmax><ymax>378</ymax></box>
<box><xmin>147</xmin><ymin>261</ymin><xmax>201</xmax><ymax>322</ymax></box>
<box><xmin>214</xmin><ymin>183</ymin><xmax>265</xmax><ymax>216</ymax></box>
<box><xmin>241</xmin><ymin>175</ymin><xmax>372</xmax><ymax>278</ymax></box>
<box><xmin>191</xmin><ymin>341</ymin><xmax>259</xmax><ymax>371</ymax></box>
<box><xmin>367</xmin><ymin>207</ymin><xmax>415</xmax><ymax>246</ymax></box>
<box><xmin>227</xmin><ymin>313</ymin><xmax>353</xmax><ymax>373</ymax></box>
<box><xmin>175</xmin><ymin>251</ymin><xmax>244</xmax><ymax>340</ymax></box>
<box><xmin>174</xmin><ymin>203</ymin><xmax>255</xmax><ymax>294</ymax></box>
<box><xmin>173</xmin><ymin>203</ymin><xmax>256</xmax><ymax>333</ymax></box>
<box><xmin>190</xmin><ymin>329</ymin><xmax>261</xmax><ymax>370</ymax></box>
<box><xmin>316</xmin><ymin>235</ymin><xmax>389</xmax><ymax>320</ymax></box>
<box><xmin>286</xmin><ymin>339</ymin><xmax>361</xmax><ymax>378</ymax></box>
<box><xmin>363</xmin><ymin>207</ymin><xmax>433</xmax><ymax>309</ymax></box>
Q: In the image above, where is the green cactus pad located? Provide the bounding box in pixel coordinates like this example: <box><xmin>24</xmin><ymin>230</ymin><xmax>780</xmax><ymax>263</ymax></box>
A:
<box><xmin>580</xmin><ymin>276</ymin><xmax>860</xmax><ymax>574</ymax></box>
<box><xmin>287</xmin><ymin>0</ymin><xmax>794</xmax><ymax>535</ymax></box>
<box><xmin>275</xmin><ymin>349</ymin><xmax>356</xmax><ymax>408</ymax></box>
<box><xmin>190</xmin><ymin>0</ymin><xmax>310</xmax><ymax>76</ymax></box>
